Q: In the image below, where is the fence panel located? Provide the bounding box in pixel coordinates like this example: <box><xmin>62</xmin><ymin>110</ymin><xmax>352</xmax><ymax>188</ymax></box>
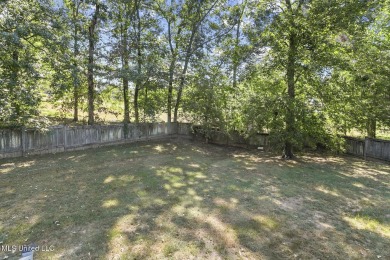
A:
<box><xmin>66</xmin><ymin>126</ymin><xmax>99</xmax><ymax>148</ymax></box>
<box><xmin>248</xmin><ymin>134</ymin><xmax>269</xmax><ymax>147</ymax></box>
<box><xmin>366</xmin><ymin>138</ymin><xmax>390</xmax><ymax>161</ymax></box>
<box><xmin>177</xmin><ymin>123</ymin><xmax>192</xmax><ymax>135</ymax></box>
<box><xmin>344</xmin><ymin>137</ymin><xmax>365</xmax><ymax>157</ymax></box>
<box><xmin>0</xmin><ymin>129</ymin><xmax>22</xmax><ymax>154</ymax></box>
<box><xmin>101</xmin><ymin>125</ymin><xmax>123</xmax><ymax>143</ymax></box>
<box><xmin>1</xmin><ymin>123</ymin><xmax>193</xmax><ymax>159</ymax></box>
<box><xmin>343</xmin><ymin>136</ymin><xmax>390</xmax><ymax>161</ymax></box>
<box><xmin>3</xmin><ymin>124</ymin><xmax>388</xmax><ymax>161</ymax></box>
<box><xmin>192</xmin><ymin>127</ymin><xmax>269</xmax><ymax>147</ymax></box>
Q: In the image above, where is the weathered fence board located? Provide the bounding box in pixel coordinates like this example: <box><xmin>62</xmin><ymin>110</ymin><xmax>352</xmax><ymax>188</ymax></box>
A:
<box><xmin>365</xmin><ymin>137</ymin><xmax>390</xmax><ymax>161</ymax></box>
<box><xmin>344</xmin><ymin>137</ymin><xmax>365</xmax><ymax>157</ymax></box>
<box><xmin>177</xmin><ymin>123</ymin><xmax>191</xmax><ymax>136</ymax></box>
<box><xmin>0</xmin><ymin>129</ymin><xmax>21</xmax><ymax>151</ymax></box>
<box><xmin>344</xmin><ymin>136</ymin><xmax>390</xmax><ymax>161</ymax></box>
<box><xmin>3</xmin><ymin>124</ymin><xmax>387</xmax><ymax>162</ymax></box>
<box><xmin>0</xmin><ymin>123</ymin><xmax>192</xmax><ymax>159</ymax></box>
<box><xmin>192</xmin><ymin>126</ymin><xmax>269</xmax><ymax>148</ymax></box>
<box><xmin>0</xmin><ymin>129</ymin><xmax>22</xmax><ymax>157</ymax></box>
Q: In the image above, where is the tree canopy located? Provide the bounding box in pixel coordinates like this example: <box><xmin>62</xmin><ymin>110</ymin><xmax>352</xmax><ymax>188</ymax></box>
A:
<box><xmin>1</xmin><ymin>0</ymin><xmax>389</xmax><ymax>156</ymax></box>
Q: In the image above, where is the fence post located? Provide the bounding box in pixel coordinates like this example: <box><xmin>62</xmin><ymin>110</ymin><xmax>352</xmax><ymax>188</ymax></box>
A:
<box><xmin>99</xmin><ymin>125</ymin><xmax>102</xmax><ymax>144</ymax></box>
<box><xmin>98</xmin><ymin>125</ymin><xmax>103</xmax><ymax>144</ymax></box>
<box><xmin>364</xmin><ymin>137</ymin><xmax>368</xmax><ymax>160</ymax></box>
<box><xmin>64</xmin><ymin>125</ymin><xmax>67</xmax><ymax>151</ymax></box>
<box><xmin>123</xmin><ymin>123</ymin><xmax>128</xmax><ymax>140</ymax></box>
<box><xmin>21</xmin><ymin>126</ymin><xmax>26</xmax><ymax>156</ymax></box>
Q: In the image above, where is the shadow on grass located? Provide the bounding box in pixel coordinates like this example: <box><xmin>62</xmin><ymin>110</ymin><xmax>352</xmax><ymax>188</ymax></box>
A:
<box><xmin>0</xmin><ymin>139</ymin><xmax>389</xmax><ymax>259</ymax></box>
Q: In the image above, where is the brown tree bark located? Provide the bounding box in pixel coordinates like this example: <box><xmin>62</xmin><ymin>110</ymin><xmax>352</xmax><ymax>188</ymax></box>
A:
<box><xmin>367</xmin><ymin>118</ymin><xmax>376</xmax><ymax>138</ymax></box>
<box><xmin>232</xmin><ymin>2</ymin><xmax>244</xmax><ymax>91</ymax></box>
<box><xmin>121</xmin><ymin>24</ymin><xmax>130</xmax><ymax>126</ymax></box>
<box><xmin>11</xmin><ymin>50</ymin><xmax>20</xmax><ymax>117</ymax></box>
<box><xmin>87</xmin><ymin>3</ymin><xmax>100</xmax><ymax>125</ymax></box>
<box><xmin>173</xmin><ymin>26</ymin><xmax>196</xmax><ymax>123</ymax></box>
<box><xmin>72</xmin><ymin>1</ymin><xmax>81</xmax><ymax>122</ymax></box>
<box><xmin>284</xmin><ymin>0</ymin><xmax>296</xmax><ymax>159</ymax></box>
<box><xmin>134</xmin><ymin>0</ymin><xmax>142</xmax><ymax>123</ymax></box>
<box><xmin>167</xmin><ymin>20</ymin><xmax>181</xmax><ymax>123</ymax></box>
<box><xmin>167</xmin><ymin>56</ymin><xmax>176</xmax><ymax>123</ymax></box>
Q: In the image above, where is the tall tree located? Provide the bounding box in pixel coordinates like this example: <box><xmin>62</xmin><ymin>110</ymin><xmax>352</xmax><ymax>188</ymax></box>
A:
<box><xmin>87</xmin><ymin>2</ymin><xmax>101</xmax><ymax>125</ymax></box>
<box><xmin>283</xmin><ymin>0</ymin><xmax>298</xmax><ymax>158</ymax></box>
<box><xmin>156</xmin><ymin>0</ymin><xmax>220</xmax><ymax>123</ymax></box>
<box><xmin>0</xmin><ymin>0</ymin><xmax>58</xmax><ymax>125</ymax></box>
<box><xmin>109</xmin><ymin>0</ymin><xmax>162</xmax><ymax>125</ymax></box>
<box><xmin>323</xmin><ymin>0</ymin><xmax>390</xmax><ymax>138</ymax></box>
<box><xmin>50</xmin><ymin>0</ymin><xmax>88</xmax><ymax>122</ymax></box>
<box><xmin>133</xmin><ymin>0</ymin><xmax>142</xmax><ymax>123</ymax></box>
<box><xmin>68</xmin><ymin>0</ymin><xmax>84</xmax><ymax>122</ymax></box>
<box><xmin>107</xmin><ymin>0</ymin><xmax>134</xmax><ymax>132</ymax></box>
<box><xmin>247</xmin><ymin>0</ymin><xmax>375</xmax><ymax>157</ymax></box>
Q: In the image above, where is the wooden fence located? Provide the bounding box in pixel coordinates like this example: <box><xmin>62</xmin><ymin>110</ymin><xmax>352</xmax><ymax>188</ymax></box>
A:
<box><xmin>0</xmin><ymin>123</ymin><xmax>192</xmax><ymax>159</ymax></box>
<box><xmin>344</xmin><ymin>136</ymin><xmax>390</xmax><ymax>161</ymax></box>
<box><xmin>2</xmin><ymin>123</ymin><xmax>388</xmax><ymax>162</ymax></box>
<box><xmin>192</xmin><ymin>126</ymin><xmax>269</xmax><ymax>148</ymax></box>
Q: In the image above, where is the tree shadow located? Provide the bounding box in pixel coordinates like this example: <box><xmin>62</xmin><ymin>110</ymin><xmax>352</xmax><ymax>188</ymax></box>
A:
<box><xmin>0</xmin><ymin>139</ymin><xmax>389</xmax><ymax>259</ymax></box>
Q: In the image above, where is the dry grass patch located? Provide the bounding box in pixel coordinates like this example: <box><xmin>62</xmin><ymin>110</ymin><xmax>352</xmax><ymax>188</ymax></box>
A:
<box><xmin>0</xmin><ymin>139</ymin><xmax>389</xmax><ymax>259</ymax></box>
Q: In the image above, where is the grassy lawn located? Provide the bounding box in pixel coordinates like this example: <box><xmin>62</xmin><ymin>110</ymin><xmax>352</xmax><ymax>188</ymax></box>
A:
<box><xmin>0</xmin><ymin>139</ymin><xmax>389</xmax><ymax>259</ymax></box>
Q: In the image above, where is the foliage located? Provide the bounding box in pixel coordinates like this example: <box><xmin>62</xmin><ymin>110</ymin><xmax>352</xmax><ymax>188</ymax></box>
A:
<box><xmin>1</xmin><ymin>0</ymin><xmax>389</xmax><ymax>153</ymax></box>
<box><xmin>0</xmin><ymin>0</ymin><xmax>58</xmax><ymax>125</ymax></box>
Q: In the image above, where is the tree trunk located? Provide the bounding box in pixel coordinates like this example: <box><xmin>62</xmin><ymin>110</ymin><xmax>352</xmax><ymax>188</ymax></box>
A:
<box><xmin>72</xmin><ymin>5</ymin><xmax>79</xmax><ymax>122</ymax></box>
<box><xmin>167</xmin><ymin>56</ymin><xmax>175</xmax><ymax>123</ymax></box>
<box><xmin>73</xmin><ymin>72</ymin><xmax>79</xmax><ymax>122</ymax></box>
<box><xmin>367</xmin><ymin>117</ymin><xmax>376</xmax><ymax>138</ymax></box>
<box><xmin>232</xmin><ymin>8</ymin><xmax>241</xmax><ymax>91</ymax></box>
<box><xmin>11</xmin><ymin>50</ymin><xmax>20</xmax><ymax>117</ymax></box>
<box><xmin>123</xmin><ymin>66</ymin><xmax>130</xmax><ymax>138</ymax></box>
<box><xmin>173</xmin><ymin>27</ymin><xmax>196</xmax><ymax>123</ymax></box>
<box><xmin>123</xmin><ymin>68</ymin><xmax>130</xmax><ymax>125</ymax></box>
<box><xmin>87</xmin><ymin>3</ymin><xmax>100</xmax><ymax>125</ymax></box>
<box><xmin>230</xmin><ymin>9</ymin><xmax>242</xmax><ymax>129</ymax></box>
<box><xmin>143</xmin><ymin>85</ymin><xmax>148</xmax><ymax>123</ymax></box>
<box><xmin>284</xmin><ymin>32</ymin><xmax>297</xmax><ymax>159</ymax></box>
<box><xmin>173</xmin><ymin>69</ymin><xmax>187</xmax><ymax>122</ymax></box>
<box><xmin>166</xmin><ymin>18</ymin><xmax>184</xmax><ymax>124</ymax></box>
<box><xmin>167</xmin><ymin>19</ymin><xmax>176</xmax><ymax>124</ymax></box>
<box><xmin>134</xmin><ymin>0</ymin><xmax>142</xmax><ymax>124</ymax></box>
<box><xmin>134</xmin><ymin>86</ymin><xmax>139</xmax><ymax>123</ymax></box>
<box><xmin>282</xmin><ymin>0</ymin><xmax>297</xmax><ymax>159</ymax></box>
<box><xmin>121</xmin><ymin>25</ymin><xmax>130</xmax><ymax>126</ymax></box>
